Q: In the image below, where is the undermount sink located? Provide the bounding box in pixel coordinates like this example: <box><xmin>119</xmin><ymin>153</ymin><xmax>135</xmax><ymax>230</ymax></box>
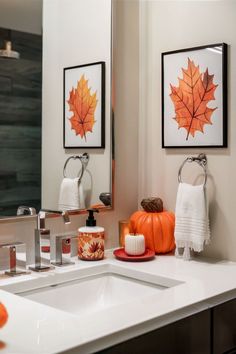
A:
<box><xmin>17</xmin><ymin>264</ymin><xmax>182</xmax><ymax>317</ymax></box>
<box><xmin>21</xmin><ymin>273</ymin><xmax>164</xmax><ymax>316</ymax></box>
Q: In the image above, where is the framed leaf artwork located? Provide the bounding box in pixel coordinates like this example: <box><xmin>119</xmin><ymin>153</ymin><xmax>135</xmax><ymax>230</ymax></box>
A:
<box><xmin>64</xmin><ymin>61</ymin><xmax>105</xmax><ymax>148</ymax></box>
<box><xmin>162</xmin><ymin>43</ymin><xmax>227</xmax><ymax>148</ymax></box>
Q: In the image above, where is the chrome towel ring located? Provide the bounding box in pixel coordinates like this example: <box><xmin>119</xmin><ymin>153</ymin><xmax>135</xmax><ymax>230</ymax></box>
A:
<box><xmin>63</xmin><ymin>153</ymin><xmax>89</xmax><ymax>182</ymax></box>
<box><xmin>178</xmin><ymin>153</ymin><xmax>207</xmax><ymax>187</ymax></box>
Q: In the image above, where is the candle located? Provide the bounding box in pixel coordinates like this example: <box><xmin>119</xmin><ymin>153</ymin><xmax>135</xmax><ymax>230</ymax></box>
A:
<box><xmin>125</xmin><ymin>234</ymin><xmax>145</xmax><ymax>256</ymax></box>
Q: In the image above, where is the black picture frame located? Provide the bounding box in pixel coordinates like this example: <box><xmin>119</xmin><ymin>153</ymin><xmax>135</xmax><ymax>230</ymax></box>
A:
<box><xmin>63</xmin><ymin>61</ymin><xmax>105</xmax><ymax>149</ymax></box>
<box><xmin>162</xmin><ymin>43</ymin><xmax>228</xmax><ymax>148</ymax></box>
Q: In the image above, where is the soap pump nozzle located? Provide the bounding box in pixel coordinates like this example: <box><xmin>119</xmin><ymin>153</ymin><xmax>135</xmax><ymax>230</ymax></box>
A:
<box><xmin>86</xmin><ymin>208</ymin><xmax>99</xmax><ymax>227</ymax></box>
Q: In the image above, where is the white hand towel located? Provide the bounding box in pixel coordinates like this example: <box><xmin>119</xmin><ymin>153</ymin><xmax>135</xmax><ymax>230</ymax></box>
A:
<box><xmin>174</xmin><ymin>182</ymin><xmax>210</xmax><ymax>260</ymax></box>
<box><xmin>58</xmin><ymin>178</ymin><xmax>85</xmax><ymax>211</ymax></box>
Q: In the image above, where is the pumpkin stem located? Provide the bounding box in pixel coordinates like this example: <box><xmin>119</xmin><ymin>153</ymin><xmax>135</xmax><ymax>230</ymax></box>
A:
<box><xmin>141</xmin><ymin>198</ymin><xmax>163</xmax><ymax>213</ymax></box>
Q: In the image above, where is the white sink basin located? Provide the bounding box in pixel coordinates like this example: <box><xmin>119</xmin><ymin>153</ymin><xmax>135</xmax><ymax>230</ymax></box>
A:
<box><xmin>21</xmin><ymin>273</ymin><xmax>165</xmax><ymax>316</ymax></box>
<box><xmin>13</xmin><ymin>264</ymin><xmax>183</xmax><ymax>317</ymax></box>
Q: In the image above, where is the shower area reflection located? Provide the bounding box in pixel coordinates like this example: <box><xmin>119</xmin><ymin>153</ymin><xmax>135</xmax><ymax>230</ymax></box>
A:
<box><xmin>0</xmin><ymin>27</ymin><xmax>42</xmax><ymax>216</ymax></box>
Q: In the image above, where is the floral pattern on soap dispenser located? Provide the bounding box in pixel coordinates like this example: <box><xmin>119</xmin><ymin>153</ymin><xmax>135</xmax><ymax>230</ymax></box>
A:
<box><xmin>78</xmin><ymin>232</ymin><xmax>104</xmax><ymax>260</ymax></box>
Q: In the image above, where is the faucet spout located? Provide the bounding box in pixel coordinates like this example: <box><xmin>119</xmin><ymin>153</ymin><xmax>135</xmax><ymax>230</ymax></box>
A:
<box><xmin>39</xmin><ymin>209</ymin><xmax>71</xmax><ymax>225</ymax></box>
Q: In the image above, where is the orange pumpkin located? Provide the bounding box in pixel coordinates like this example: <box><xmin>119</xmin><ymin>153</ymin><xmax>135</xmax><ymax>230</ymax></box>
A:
<box><xmin>0</xmin><ymin>303</ymin><xmax>8</xmax><ymax>328</ymax></box>
<box><xmin>129</xmin><ymin>198</ymin><xmax>175</xmax><ymax>254</ymax></box>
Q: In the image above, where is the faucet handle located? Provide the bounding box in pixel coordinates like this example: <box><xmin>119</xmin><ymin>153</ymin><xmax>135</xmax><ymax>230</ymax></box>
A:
<box><xmin>29</xmin><ymin>229</ymin><xmax>54</xmax><ymax>272</ymax></box>
<box><xmin>51</xmin><ymin>235</ymin><xmax>76</xmax><ymax>267</ymax></box>
<box><xmin>0</xmin><ymin>242</ymin><xmax>30</xmax><ymax>277</ymax></box>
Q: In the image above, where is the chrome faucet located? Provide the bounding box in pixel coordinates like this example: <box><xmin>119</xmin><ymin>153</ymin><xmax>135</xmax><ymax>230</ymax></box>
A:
<box><xmin>0</xmin><ymin>206</ymin><xmax>37</xmax><ymax>276</ymax></box>
<box><xmin>41</xmin><ymin>209</ymin><xmax>71</xmax><ymax>225</ymax></box>
<box><xmin>51</xmin><ymin>234</ymin><xmax>77</xmax><ymax>267</ymax></box>
<box><xmin>0</xmin><ymin>241</ymin><xmax>30</xmax><ymax>276</ymax></box>
<box><xmin>29</xmin><ymin>209</ymin><xmax>71</xmax><ymax>272</ymax></box>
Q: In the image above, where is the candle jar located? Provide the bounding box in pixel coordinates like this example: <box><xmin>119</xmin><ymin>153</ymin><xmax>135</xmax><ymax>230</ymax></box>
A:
<box><xmin>124</xmin><ymin>234</ymin><xmax>145</xmax><ymax>256</ymax></box>
<box><xmin>118</xmin><ymin>220</ymin><xmax>130</xmax><ymax>247</ymax></box>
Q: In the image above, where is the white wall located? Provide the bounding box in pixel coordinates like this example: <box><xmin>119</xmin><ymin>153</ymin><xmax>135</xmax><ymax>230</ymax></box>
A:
<box><xmin>0</xmin><ymin>0</ymin><xmax>42</xmax><ymax>34</ymax></box>
<box><xmin>139</xmin><ymin>1</ymin><xmax>236</xmax><ymax>260</ymax></box>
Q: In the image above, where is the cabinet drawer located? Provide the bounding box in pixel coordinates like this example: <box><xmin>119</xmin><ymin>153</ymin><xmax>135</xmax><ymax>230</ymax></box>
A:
<box><xmin>98</xmin><ymin>309</ymin><xmax>211</xmax><ymax>354</ymax></box>
<box><xmin>213</xmin><ymin>299</ymin><xmax>236</xmax><ymax>354</ymax></box>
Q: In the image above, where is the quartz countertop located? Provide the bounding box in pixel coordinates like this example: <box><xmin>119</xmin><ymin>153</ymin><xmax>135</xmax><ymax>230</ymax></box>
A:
<box><xmin>1</xmin><ymin>250</ymin><xmax>236</xmax><ymax>354</ymax></box>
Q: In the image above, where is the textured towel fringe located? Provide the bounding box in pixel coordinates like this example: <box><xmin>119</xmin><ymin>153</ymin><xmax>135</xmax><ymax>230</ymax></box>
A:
<box><xmin>183</xmin><ymin>246</ymin><xmax>191</xmax><ymax>260</ymax></box>
<box><xmin>175</xmin><ymin>239</ymin><xmax>211</xmax><ymax>261</ymax></box>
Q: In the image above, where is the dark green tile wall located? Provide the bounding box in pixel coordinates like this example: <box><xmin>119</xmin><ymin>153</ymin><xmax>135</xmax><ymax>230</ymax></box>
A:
<box><xmin>0</xmin><ymin>28</ymin><xmax>42</xmax><ymax>216</ymax></box>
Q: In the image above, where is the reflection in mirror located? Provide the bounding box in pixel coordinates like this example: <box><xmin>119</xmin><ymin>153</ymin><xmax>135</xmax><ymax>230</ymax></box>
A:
<box><xmin>0</xmin><ymin>0</ymin><xmax>113</xmax><ymax>219</ymax></box>
<box><xmin>58</xmin><ymin>153</ymin><xmax>89</xmax><ymax>211</ymax></box>
<box><xmin>0</xmin><ymin>5</ymin><xmax>42</xmax><ymax>216</ymax></box>
<box><xmin>42</xmin><ymin>0</ymin><xmax>113</xmax><ymax>213</ymax></box>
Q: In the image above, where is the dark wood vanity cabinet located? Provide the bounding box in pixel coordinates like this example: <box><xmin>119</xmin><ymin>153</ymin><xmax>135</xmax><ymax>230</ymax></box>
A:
<box><xmin>98</xmin><ymin>298</ymin><xmax>236</xmax><ymax>354</ymax></box>
<box><xmin>98</xmin><ymin>310</ymin><xmax>211</xmax><ymax>354</ymax></box>
<box><xmin>212</xmin><ymin>298</ymin><xmax>236</xmax><ymax>354</ymax></box>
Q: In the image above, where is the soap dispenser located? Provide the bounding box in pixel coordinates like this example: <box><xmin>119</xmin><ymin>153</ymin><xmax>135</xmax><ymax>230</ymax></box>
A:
<box><xmin>78</xmin><ymin>209</ymin><xmax>105</xmax><ymax>260</ymax></box>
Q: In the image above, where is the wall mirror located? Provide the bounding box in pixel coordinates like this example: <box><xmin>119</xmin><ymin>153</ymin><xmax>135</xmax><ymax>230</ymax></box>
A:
<box><xmin>0</xmin><ymin>0</ymin><xmax>113</xmax><ymax>220</ymax></box>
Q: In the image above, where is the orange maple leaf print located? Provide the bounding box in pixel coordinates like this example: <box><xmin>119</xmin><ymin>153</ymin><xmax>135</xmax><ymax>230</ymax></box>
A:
<box><xmin>67</xmin><ymin>75</ymin><xmax>98</xmax><ymax>141</ymax></box>
<box><xmin>170</xmin><ymin>58</ymin><xmax>218</xmax><ymax>140</ymax></box>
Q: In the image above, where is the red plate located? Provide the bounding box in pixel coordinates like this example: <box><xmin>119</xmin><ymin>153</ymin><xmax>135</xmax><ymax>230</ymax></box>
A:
<box><xmin>113</xmin><ymin>248</ymin><xmax>155</xmax><ymax>262</ymax></box>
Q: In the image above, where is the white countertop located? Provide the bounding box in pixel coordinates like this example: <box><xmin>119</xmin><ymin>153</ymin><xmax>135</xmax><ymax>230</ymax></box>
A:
<box><xmin>1</xmin><ymin>250</ymin><xmax>236</xmax><ymax>354</ymax></box>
